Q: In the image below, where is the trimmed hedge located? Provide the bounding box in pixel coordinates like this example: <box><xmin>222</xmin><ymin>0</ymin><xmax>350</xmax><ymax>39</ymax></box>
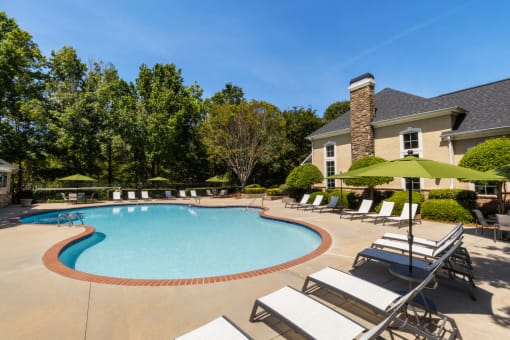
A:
<box><xmin>421</xmin><ymin>199</ymin><xmax>474</xmax><ymax>223</ymax></box>
<box><xmin>266</xmin><ymin>188</ymin><xmax>282</xmax><ymax>196</ymax></box>
<box><xmin>308</xmin><ymin>190</ymin><xmax>354</xmax><ymax>208</ymax></box>
<box><xmin>244</xmin><ymin>184</ymin><xmax>267</xmax><ymax>194</ymax></box>
<box><xmin>428</xmin><ymin>189</ymin><xmax>477</xmax><ymax>209</ymax></box>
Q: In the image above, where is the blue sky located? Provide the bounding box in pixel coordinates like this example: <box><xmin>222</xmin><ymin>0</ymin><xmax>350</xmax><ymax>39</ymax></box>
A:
<box><xmin>4</xmin><ymin>0</ymin><xmax>510</xmax><ymax>115</ymax></box>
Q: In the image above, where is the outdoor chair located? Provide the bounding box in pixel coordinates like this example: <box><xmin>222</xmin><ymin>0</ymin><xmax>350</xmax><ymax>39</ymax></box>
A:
<box><xmin>361</xmin><ymin>201</ymin><xmax>395</xmax><ymax>224</ymax></box>
<box><xmin>68</xmin><ymin>193</ymin><xmax>78</xmax><ymax>204</ymax></box>
<box><xmin>179</xmin><ymin>190</ymin><xmax>190</xmax><ymax>199</ymax></box>
<box><xmin>127</xmin><ymin>191</ymin><xmax>137</xmax><ymax>200</ymax></box>
<box><xmin>141</xmin><ymin>190</ymin><xmax>151</xmax><ymax>200</ymax></box>
<box><xmin>383</xmin><ymin>203</ymin><xmax>420</xmax><ymax>228</ymax></box>
<box><xmin>382</xmin><ymin>222</ymin><xmax>463</xmax><ymax>248</ymax></box>
<box><xmin>205</xmin><ymin>189</ymin><xmax>214</xmax><ymax>196</ymax></box>
<box><xmin>190</xmin><ymin>190</ymin><xmax>201</xmax><ymax>203</ymax></box>
<box><xmin>175</xmin><ymin>315</ymin><xmax>251</xmax><ymax>340</ymax></box>
<box><xmin>472</xmin><ymin>209</ymin><xmax>497</xmax><ymax>238</ymax></box>
<box><xmin>284</xmin><ymin>194</ymin><xmax>310</xmax><ymax>208</ymax></box>
<box><xmin>297</xmin><ymin>195</ymin><xmax>323</xmax><ymax>210</ymax></box>
<box><xmin>339</xmin><ymin>199</ymin><xmax>372</xmax><ymax>220</ymax></box>
<box><xmin>165</xmin><ymin>190</ymin><xmax>176</xmax><ymax>200</ymax></box>
<box><xmin>495</xmin><ymin>214</ymin><xmax>510</xmax><ymax>242</ymax></box>
<box><xmin>213</xmin><ymin>189</ymin><xmax>228</xmax><ymax>198</ymax></box>
<box><xmin>61</xmin><ymin>193</ymin><xmax>68</xmax><ymax>202</ymax></box>
<box><xmin>112</xmin><ymin>190</ymin><xmax>122</xmax><ymax>201</ymax></box>
<box><xmin>311</xmin><ymin>196</ymin><xmax>340</xmax><ymax>213</ymax></box>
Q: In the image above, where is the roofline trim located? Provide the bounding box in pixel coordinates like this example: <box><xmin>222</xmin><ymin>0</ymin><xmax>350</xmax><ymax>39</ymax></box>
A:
<box><xmin>372</xmin><ymin>106</ymin><xmax>464</xmax><ymax>128</ymax></box>
<box><xmin>307</xmin><ymin>128</ymin><xmax>350</xmax><ymax>140</ymax></box>
<box><xmin>442</xmin><ymin>126</ymin><xmax>510</xmax><ymax>141</ymax></box>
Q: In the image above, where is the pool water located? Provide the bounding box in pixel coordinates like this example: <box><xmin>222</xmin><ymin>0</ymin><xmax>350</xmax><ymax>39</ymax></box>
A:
<box><xmin>22</xmin><ymin>204</ymin><xmax>322</xmax><ymax>279</ymax></box>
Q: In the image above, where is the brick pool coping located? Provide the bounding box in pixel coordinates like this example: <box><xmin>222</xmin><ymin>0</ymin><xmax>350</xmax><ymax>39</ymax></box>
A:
<box><xmin>40</xmin><ymin>203</ymin><xmax>332</xmax><ymax>286</ymax></box>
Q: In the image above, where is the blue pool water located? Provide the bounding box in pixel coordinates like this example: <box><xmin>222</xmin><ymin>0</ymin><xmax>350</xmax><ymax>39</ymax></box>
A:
<box><xmin>21</xmin><ymin>205</ymin><xmax>322</xmax><ymax>279</ymax></box>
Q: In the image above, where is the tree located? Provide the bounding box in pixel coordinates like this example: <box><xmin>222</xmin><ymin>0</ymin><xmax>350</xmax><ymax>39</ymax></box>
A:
<box><xmin>209</xmin><ymin>83</ymin><xmax>245</xmax><ymax>105</ymax></box>
<box><xmin>202</xmin><ymin>100</ymin><xmax>284</xmax><ymax>189</ymax></box>
<box><xmin>0</xmin><ymin>12</ymin><xmax>46</xmax><ymax>192</ymax></box>
<box><xmin>324</xmin><ymin>100</ymin><xmax>350</xmax><ymax>122</ymax></box>
<box><xmin>459</xmin><ymin>137</ymin><xmax>510</xmax><ymax>212</ymax></box>
<box><xmin>285</xmin><ymin>164</ymin><xmax>323</xmax><ymax>191</ymax></box>
<box><xmin>344</xmin><ymin>156</ymin><xmax>393</xmax><ymax>199</ymax></box>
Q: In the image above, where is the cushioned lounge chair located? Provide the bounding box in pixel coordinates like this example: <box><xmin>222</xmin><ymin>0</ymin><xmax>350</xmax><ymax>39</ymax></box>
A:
<box><xmin>250</xmin><ymin>285</ymin><xmax>414</xmax><ymax>340</ymax></box>
<box><xmin>127</xmin><ymin>191</ymin><xmax>137</xmax><ymax>200</ymax></box>
<box><xmin>175</xmin><ymin>315</ymin><xmax>251</xmax><ymax>340</ymax></box>
<box><xmin>112</xmin><ymin>190</ymin><xmax>122</xmax><ymax>201</ymax></box>
<box><xmin>284</xmin><ymin>194</ymin><xmax>310</xmax><ymax>208</ymax></box>
<box><xmin>311</xmin><ymin>196</ymin><xmax>340</xmax><ymax>213</ymax></box>
<box><xmin>382</xmin><ymin>222</ymin><xmax>463</xmax><ymax>248</ymax></box>
<box><xmin>361</xmin><ymin>201</ymin><xmax>394</xmax><ymax>224</ymax></box>
<box><xmin>383</xmin><ymin>203</ymin><xmax>420</xmax><ymax>228</ymax></box>
<box><xmin>141</xmin><ymin>190</ymin><xmax>151</xmax><ymax>200</ymax></box>
<box><xmin>339</xmin><ymin>199</ymin><xmax>372</xmax><ymax>220</ymax></box>
<box><xmin>297</xmin><ymin>195</ymin><xmax>323</xmax><ymax>210</ymax></box>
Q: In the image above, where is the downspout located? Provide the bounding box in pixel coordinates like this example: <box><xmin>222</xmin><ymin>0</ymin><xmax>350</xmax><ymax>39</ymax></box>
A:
<box><xmin>447</xmin><ymin>136</ymin><xmax>454</xmax><ymax>189</ymax></box>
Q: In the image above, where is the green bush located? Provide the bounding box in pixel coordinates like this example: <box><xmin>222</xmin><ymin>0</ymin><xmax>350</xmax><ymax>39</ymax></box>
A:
<box><xmin>324</xmin><ymin>189</ymin><xmax>354</xmax><ymax>208</ymax></box>
<box><xmin>285</xmin><ymin>164</ymin><xmax>323</xmax><ymax>189</ymax></box>
<box><xmin>421</xmin><ymin>199</ymin><xmax>474</xmax><ymax>223</ymax></box>
<box><xmin>383</xmin><ymin>191</ymin><xmax>425</xmax><ymax>216</ymax></box>
<box><xmin>266</xmin><ymin>188</ymin><xmax>282</xmax><ymax>196</ymax></box>
<box><xmin>279</xmin><ymin>183</ymin><xmax>289</xmax><ymax>195</ymax></box>
<box><xmin>428</xmin><ymin>189</ymin><xmax>477</xmax><ymax>209</ymax></box>
<box><xmin>244</xmin><ymin>186</ymin><xmax>267</xmax><ymax>194</ymax></box>
<box><xmin>309</xmin><ymin>191</ymin><xmax>327</xmax><ymax>205</ymax></box>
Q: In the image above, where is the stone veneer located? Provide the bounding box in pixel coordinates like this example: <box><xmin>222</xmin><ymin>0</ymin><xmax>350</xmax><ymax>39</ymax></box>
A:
<box><xmin>349</xmin><ymin>73</ymin><xmax>376</xmax><ymax>161</ymax></box>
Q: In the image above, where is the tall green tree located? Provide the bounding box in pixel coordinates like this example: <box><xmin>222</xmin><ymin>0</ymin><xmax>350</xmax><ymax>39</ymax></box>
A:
<box><xmin>324</xmin><ymin>100</ymin><xmax>350</xmax><ymax>122</ymax></box>
<box><xmin>202</xmin><ymin>100</ymin><xmax>284</xmax><ymax>189</ymax></box>
<box><xmin>344</xmin><ymin>156</ymin><xmax>393</xmax><ymax>199</ymax></box>
<box><xmin>0</xmin><ymin>12</ymin><xmax>46</xmax><ymax>192</ymax></box>
<box><xmin>209</xmin><ymin>83</ymin><xmax>245</xmax><ymax>105</ymax></box>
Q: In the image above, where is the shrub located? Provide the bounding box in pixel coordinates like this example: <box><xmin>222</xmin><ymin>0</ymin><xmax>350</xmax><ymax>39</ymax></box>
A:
<box><xmin>421</xmin><ymin>199</ymin><xmax>474</xmax><ymax>223</ymax></box>
<box><xmin>285</xmin><ymin>164</ymin><xmax>323</xmax><ymax>190</ymax></box>
<box><xmin>428</xmin><ymin>189</ymin><xmax>477</xmax><ymax>209</ymax></box>
<box><xmin>309</xmin><ymin>191</ymin><xmax>327</xmax><ymax>205</ymax></box>
<box><xmin>324</xmin><ymin>189</ymin><xmax>354</xmax><ymax>208</ymax></box>
<box><xmin>279</xmin><ymin>183</ymin><xmax>289</xmax><ymax>195</ymax></box>
<box><xmin>244</xmin><ymin>184</ymin><xmax>266</xmax><ymax>194</ymax></box>
<box><xmin>266</xmin><ymin>188</ymin><xmax>282</xmax><ymax>196</ymax></box>
<box><xmin>383</xmin><ymin>191</ymin><xmax>425</xmax><ymax>215</ymax></box>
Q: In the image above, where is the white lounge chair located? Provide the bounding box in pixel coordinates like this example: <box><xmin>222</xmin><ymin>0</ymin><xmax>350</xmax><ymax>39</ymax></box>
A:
<box><xmin>61</xmin><ymin>193</ymin><xmax>69</xmax><ymax>202</ymax></box>
<box><xmin>383</xmin><ymin>203</ymin><xmax>420</xmax><ymax>228</ymax></box>
<box><xmin>112</xmin><ymin>190</ymin><xmax>122</xmax><ymax>201</ymax></box>
<box><xmin>284</xmin><ymin>194</ymin><xmax>310</xmax><ymax>208</ymax></box>
<box><xmin>382</xmin><ymin>222</ymin><xmax>463</xmax><ymax>248</ymax></box>
<box><xmin>361</xmin><ymin>201</ymin><xmax>395</xmax><ymax>224</ymax></box>
<box><xmin>68</xmin><ymin>193</ymin><xmax>78</xmax><ymax>204</ymax></box>
<box><xmin>127</xmin><ymin>191</ymin><xmax>137</xmax><ymax>200</ymax></box>
<box><xmin>175</xmin><ymin>315</ymin><xmax>251</xmax><ymax>340</ymax></box>
<box><xmin>371</xmin><ymin>227</ymin><xmax>463</xmax><ymax>259</ymax></box>
<box><xmin>250</xmin><ymin>284</ymin><xmax>422</xmax><ymax>340</ymax></box>
<box><xmin>311</xmin><ymin>196</ymin><xmax>341</xmax><ymax>213</ymax></box>
<box><xmin>190</xmin><ymin>190</ymin><xmax>201</xmax><ymax>203</ymax></box>
<box><xmin>179</xmin><ymin>190</ymin><xmax>190</xmax><ymax>199</ymax></box>
<box><xmin>297</xmin><ymin>195</ymin><xmax>323</xmax><ymax>210</ymax></box>
<box><xmin>339</xmin><ymin>199</ymin><xmax>372</xmax><ymax>220</ymax></box>
<box><xmin>165</xmin><ymin>190</ymin><xmax>176</xmax><ymax>200</ymax></box>
<box><xmin>141</xmin><ymin>190</ymin><xmax>151</xmax><ymax>200</ymax></box>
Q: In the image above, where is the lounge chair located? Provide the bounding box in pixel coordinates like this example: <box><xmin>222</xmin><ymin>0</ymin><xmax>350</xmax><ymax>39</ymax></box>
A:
<box><xmin>339</xmin><ymin>199</ymin><xmax>372</xmax><ymax>220</ymax></box>
<box><xmin>141</xmin><ymin>190</ymin><xmax>151</xmax><ymax>200</ymax></box>
<box><xmin>127</xmin><ymin>191</ymin><xmax>137</xmax><ymax>200</ymax></box>
<box><xmin>472</xmin><ymin>209</ymin><xmax>497</xmax><ymax>238</ymax></box>
<box><xmin>371</xmin><ymin>227</ymin><xmax>463</xmax><ymax>259</ymax></box>
<box><xmin>284</xmin><ymin>194</ymin><xmax>310</xmax><ymax>208</ymax></box>
<box><xmin>61</xmin><ymin>193</ymin><xmax>68</xmax><ymax>202</ymax></box>
<box><xmin>112</xmin><ymin>190</ymin><xmax>122</xmax><ymax>201</ymax></box>
<box><xmin>175</xmin><ymin>315</ymin><xmax>251</xmax><ymax>340</ymax></box>
<box><xmin>382</xmin><ymin>222</ymin><xmax>463</xmax><ymax>248</ymax></box>
<box><xmin>297</xmin><ymin>195</ymin><xmax>323</xmax><ymax>210</ymax></box>
<box><xmin>190</xmin><ymin>190</ymin><xmax>201</xmax><ymax>203</ymax></box>
<box><xmin>383</xmin><ymin>203</ymin><xmax>420</xmax><ymax>228</ymax></box>
<box><xmin>311</xmin><ymin>196</ymin><xmax>341</xmax><ymax>213</ymax></box>
<box><xmin>250</xmin><ymin>281</ymin><xmax>433</xmax><ymax>340</ymax></box>
<box><xmin>179</xmin><ymin>190</ymin><xmax>190</xmax><ymax>199</ymax></box>
<box><xmin>213</xmin><ymin>189</ymin><xmax>228</xmax><ymax>198</ymax></box>
<box><xmin>495</xmin><ymin>214</ymin><xmax>510</xmax><ymax>242</ymax></box>
<box><xmin>205</xmin><ymin>189</ymin><xmax>214</xmax><ymax>196</ymax></box>
<box><xmin>68</xmin><ymin>193</ymin><xmax>78</xmax><ymax>204</ymax></box>
<box><xmin>361</xmin><ymin>201</ymin><xmax>395</xmax><ymax>224</ymax></box>
<box><xmin>165</xmin><ymin>190</ymin><xmax>176</xmax><ymax>200</ymax></box>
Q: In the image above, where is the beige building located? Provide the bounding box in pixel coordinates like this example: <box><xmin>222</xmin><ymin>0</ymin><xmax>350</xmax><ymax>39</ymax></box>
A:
<box><xmin>0</xmin><ymin>159</ymin><xmax>18</xmax><ymax>207</ymax></box>
<box><xmin>307</xmin><ymin>73</ymin><xmax>510</xmax><ymax>194</ymax></box>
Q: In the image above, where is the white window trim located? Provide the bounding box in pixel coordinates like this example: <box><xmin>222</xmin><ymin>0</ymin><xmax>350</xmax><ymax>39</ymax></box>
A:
<box><xmin>399</xmin><ymin>127</ymin><xmax>424</xmax><ymax>190</ymax></box>
<box><xmin>324</xmin><ymin>141</ymin><xmax>336</xmax><ymax>188</ymax></box>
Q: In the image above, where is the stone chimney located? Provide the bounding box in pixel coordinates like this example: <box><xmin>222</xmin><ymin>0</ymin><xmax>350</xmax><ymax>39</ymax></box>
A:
<box><xmin>349</xmin><ymin>73</ymin><xmax>376</xmax><ymax>161</ymax></box>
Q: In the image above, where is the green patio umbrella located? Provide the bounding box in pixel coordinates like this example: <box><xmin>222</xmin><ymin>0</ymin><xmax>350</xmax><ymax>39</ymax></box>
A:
<box><xmin>147</xmin><ymin>176</ymin><xmax>169</xmax><ymax>182</ymax></box>
<box><xmin>326</xmin><ymin>171</ymin><xmax>363</xmax><ymax>206</ymax></box>
<box><xmin>58</xmin><ymin>173</ymin><xmax>96</xmax><ymax>182</ymax></box>
<box><xmin>338</xmin><ymin>155</ymin><xmax>505</xmax><ymax>272</ymax></box>
<box><xmin>205</xmin><ymin>175</ymin><xmax>230</xmax><ymax>183</ymax></box>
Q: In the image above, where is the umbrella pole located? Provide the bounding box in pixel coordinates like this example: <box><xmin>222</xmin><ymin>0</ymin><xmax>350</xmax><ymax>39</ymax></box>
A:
<box><xmin>408</xmin><ymin>184</ymin><xmax>414</xmax><ymax>272</ymax></box>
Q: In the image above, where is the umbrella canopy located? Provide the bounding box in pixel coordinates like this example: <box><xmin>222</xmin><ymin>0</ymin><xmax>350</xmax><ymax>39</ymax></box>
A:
<box><xmin>147</xmin><ymin>176</ymin><xmax>169</xmax><ymax>182</ymax></box>
<box><xmin>57</xmin><ymin>173</ymin><xmax>96</xmax><ymax>182</ymax></box>
<box><xmin>338</xmin><ymin>155</ymin><xmax>505</xmax><ymax>272</ymax></box>
<box><xmin>205</xmin><ymin>175</ymin><xmax>230</xmax><ymax>183</ymax></box>
<box><xmin>485</xmin><ymin>164</ymin><xmax>510</xmax><ymax>180</ymax></box>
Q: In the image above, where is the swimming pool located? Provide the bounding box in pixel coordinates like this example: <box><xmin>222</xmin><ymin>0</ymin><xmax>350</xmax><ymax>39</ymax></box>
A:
<box><xmin>22</xmin><ymin>204</ymin><xmax>328</xmax><ymax>282</ymax></box>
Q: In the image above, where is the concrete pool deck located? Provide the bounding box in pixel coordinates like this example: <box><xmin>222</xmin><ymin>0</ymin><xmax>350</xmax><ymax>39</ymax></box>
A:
<box><xmin>0</xmin><ymin>198</ymin><xmax>509</xmax><ymax>339</ymax></box>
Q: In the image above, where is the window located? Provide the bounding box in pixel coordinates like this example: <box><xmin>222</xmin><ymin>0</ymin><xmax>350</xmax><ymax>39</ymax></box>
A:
<box><xmin>403</xmin><ymin>132</ymin><xmax>419</xmax><ymax>150</ymax></box>
<box><xmin>474</xmin><ymin>184</ymin><xmax>497</xmax><ymax>195</ymax></box>
<box><xmin>324</xmin><ymin>142</ymin><xmax>336</xmax><ymax>189</ymax></box>
<box><xmin>0</xmin><ymin>172</ymin><xmax>7</xmax><ymax>188</ymax></box>
<box><xmin>400</xmin><ymin>128</ymin><xmax>422</xmax><ymax>191</ymax></box>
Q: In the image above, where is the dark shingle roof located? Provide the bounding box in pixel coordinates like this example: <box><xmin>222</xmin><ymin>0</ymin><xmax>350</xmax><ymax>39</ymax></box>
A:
<box><xmin>308</xmin><ymin>77</ymin><xmax>510</xmax><ymax>139</ymax></box>
<box><xmin>432</xmin><ymin>78</ymin><xmax>510</xmax><ymax>136</ymax></box>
